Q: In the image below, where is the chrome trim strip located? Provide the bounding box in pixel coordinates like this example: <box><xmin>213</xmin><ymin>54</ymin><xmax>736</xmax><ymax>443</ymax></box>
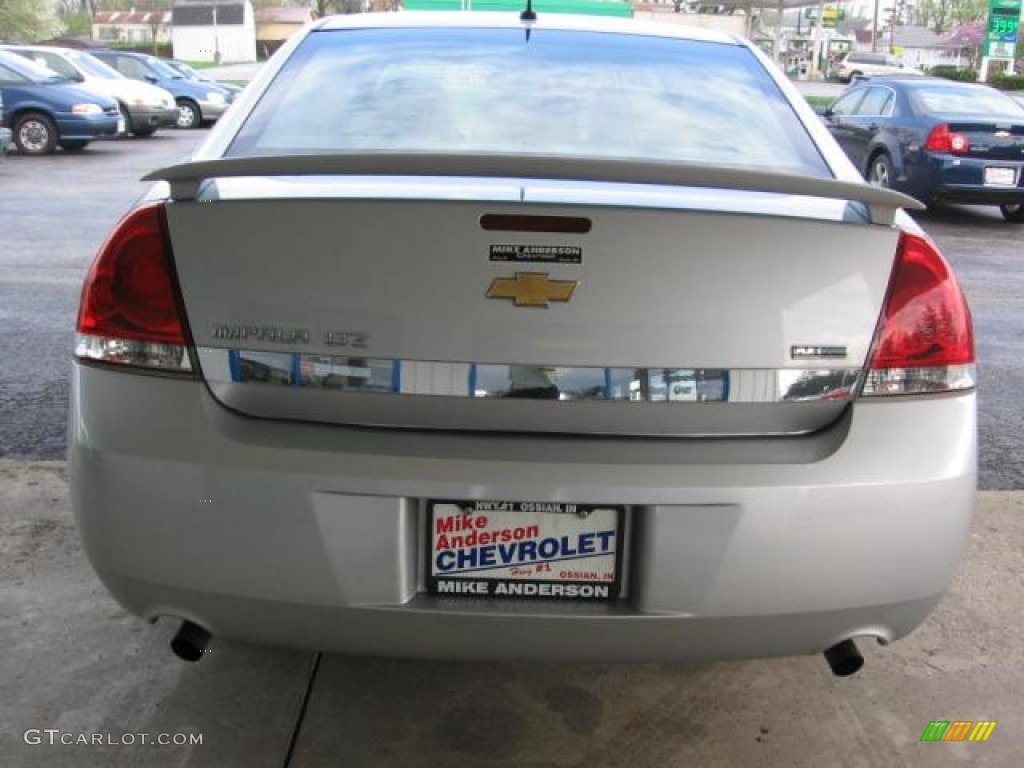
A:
<box><xmin>196</xmin><ymin>348</ymin><xmax>863</xmax><ymax>404</ymax></box>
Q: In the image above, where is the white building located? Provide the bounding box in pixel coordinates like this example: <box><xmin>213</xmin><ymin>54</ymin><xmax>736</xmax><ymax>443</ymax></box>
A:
<box><xmin>92</xmin><ymin>10</ymin><xmax>172</xmax><ymax>46</ymax></box>
<box><xmin>171</xmin><ymin>0</ymin><xmax>257</xmax><ymax>64</ymax></box>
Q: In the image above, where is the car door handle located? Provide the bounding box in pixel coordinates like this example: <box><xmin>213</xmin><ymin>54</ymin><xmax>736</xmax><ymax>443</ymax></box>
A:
<box><xmin>868</xmin><ymin>124</ymin><xmax>879</xmax><ymax>131</ymax></box>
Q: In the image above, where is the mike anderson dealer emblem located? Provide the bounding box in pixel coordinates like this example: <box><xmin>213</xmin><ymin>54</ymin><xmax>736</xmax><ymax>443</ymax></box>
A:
<box><xmin>486</xmin><ymin>272</ymin><xmax>578</xmax><ymax>308</ymax></box>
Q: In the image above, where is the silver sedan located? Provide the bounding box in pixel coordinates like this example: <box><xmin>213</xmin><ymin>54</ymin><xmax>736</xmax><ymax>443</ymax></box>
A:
<box><xmin>70</xmin><ymin>12</ymin><xmax>975</xmax><ymax>676</ymax></box>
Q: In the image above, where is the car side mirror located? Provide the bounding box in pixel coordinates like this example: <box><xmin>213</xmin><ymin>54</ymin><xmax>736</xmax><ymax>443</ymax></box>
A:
<box><xmin>144</xmin><ymin>74</ymin><xmax>158</xmax><ymax>84</ymax></box>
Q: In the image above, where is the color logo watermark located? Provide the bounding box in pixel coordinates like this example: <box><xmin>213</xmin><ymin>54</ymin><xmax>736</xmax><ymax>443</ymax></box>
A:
<box><xmin>920</xmin><ymin>721</ymin><xmax>996</xmax><ymax>742</ymax></box>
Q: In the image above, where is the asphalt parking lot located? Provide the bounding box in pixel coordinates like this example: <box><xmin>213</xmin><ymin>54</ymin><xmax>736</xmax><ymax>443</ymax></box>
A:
<box><xmin>2</xmin><ymin>94</ymin><xmax>1023</xmax><ymax>765</ymax></box>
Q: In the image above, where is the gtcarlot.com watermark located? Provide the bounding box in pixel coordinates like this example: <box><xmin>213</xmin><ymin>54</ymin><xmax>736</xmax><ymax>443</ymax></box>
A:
<box><xmin>24</xmin><ymin>729</ymin><xmax>202</xmax><ymax>747</ymax></box>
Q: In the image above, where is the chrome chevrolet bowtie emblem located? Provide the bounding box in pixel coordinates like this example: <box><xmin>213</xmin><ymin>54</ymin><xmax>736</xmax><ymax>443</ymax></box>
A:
<box><xmin>486</xmin><ymin>272</ymin><xmax>578</xmax><ymax>308</ymax></box>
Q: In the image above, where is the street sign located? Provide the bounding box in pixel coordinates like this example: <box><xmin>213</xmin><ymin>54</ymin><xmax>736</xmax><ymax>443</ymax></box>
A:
<box><xmin>984</xmin><ymin>0</ymin><xmax>1022</xmax><ymax>59</ymax></box>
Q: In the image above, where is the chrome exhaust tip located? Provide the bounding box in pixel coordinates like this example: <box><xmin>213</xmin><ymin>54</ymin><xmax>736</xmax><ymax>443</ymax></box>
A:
<box><xmin>824</xmin><ymin>638</ymin><xmax>864</xmax><ymax>677</ymax></box>
<box><xmin>170</xmin><ymin>620</ymin><xmax>211</xmax><ymax>662</ymax></box>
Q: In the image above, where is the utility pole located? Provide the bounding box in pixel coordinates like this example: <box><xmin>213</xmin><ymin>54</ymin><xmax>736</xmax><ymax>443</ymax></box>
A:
<box><xmin>212</xmin><ymin>2</ymin><xmax>220</xmax><ymax>64</ymax></box>
<box><xmin>872</xmin><ymin>0</ymin><xmax>879</xmax><ymax>52</ymax></box>
<box><xmin>812</xmin><ymin>0</ymin><xmax>826</xmax><ymax>77</ymax></box>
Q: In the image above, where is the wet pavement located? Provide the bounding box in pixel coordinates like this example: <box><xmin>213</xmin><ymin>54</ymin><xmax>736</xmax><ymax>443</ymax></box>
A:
<box><xmin>2</xmin><ymin>78</ymin><xmax>1023</xmax><ymax>768</ymax></box>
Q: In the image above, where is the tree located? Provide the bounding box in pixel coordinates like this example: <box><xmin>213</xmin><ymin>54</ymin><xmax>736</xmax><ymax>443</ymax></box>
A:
<box><xmin>950</xmin><ymin>0</ymin><xmax>986</xmax><ymax>26</ymax></box>
<box><xmin>310</xmin><ymin>0</ymin><xmax>366</xmax><ymax>18</ymax></box>
<box><xmin>56</xmin><ymin>0</ymin><xmax>92</xmax><ymax>36</ymax></box>
<box><xmin>144</xmin><ymin>0</ymin><xmax>173</xmax><ymax>55</ymax></box>
<box><xmin>913</xmin><ymin>0</ymin><xmax>954</xmax><ymax>32</ymax></box>
<box><xmin>0</xmin><ymin>0</ymin><xmax>60</xmax><ymax>42</ymax></box>
<box><xmin>910</xmin><ymin>0</ymin><xmax>987</xmax><ymax>33</ymax></box>
<box><xmin>310</xmin><ymin>0</ymin><xmax>337</xmax><ymax>17</ymax></box>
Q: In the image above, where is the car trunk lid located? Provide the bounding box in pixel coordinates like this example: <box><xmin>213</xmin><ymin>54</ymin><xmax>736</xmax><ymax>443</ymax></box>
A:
<box><xmin>151</xmin><ymin>157</ymin><xmax>917</xmax><ymax>437</ymax></box>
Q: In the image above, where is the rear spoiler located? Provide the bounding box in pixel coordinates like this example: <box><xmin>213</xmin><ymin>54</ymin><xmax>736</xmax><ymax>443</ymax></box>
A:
<box><xmin>144</xmin><ymin>153</ymin><xmax>924</xmax><ymax>226</ymax></box>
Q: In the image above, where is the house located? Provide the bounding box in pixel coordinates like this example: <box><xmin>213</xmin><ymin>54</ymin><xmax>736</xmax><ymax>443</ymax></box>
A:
<box><xmin>92</xmin><ymin>10</ymin><xmax>173</xmax><ymax>46</ymax></box>
<box><xmin>172</xmin><ymin>0</ymin><xmax>257</xmax><ymax>64</ymax></box>
<box><xmin>855</xmin><ymin>25</ymin><xmax>956</xmax><ymax>71</ymax></box>
<box><xmin>938</xmin><ymin>22</ymin><xmax>986</xmax><ymax>70</ymax></box>
<box><xmin>255</xmin><ymin>6</ymin><xmax>314</xmax><ymax>58</ymax></box>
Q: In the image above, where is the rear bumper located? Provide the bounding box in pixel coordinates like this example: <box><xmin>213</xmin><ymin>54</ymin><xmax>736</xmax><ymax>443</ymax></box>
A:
<box><xmin>906</xmin><ymin>152</ymin><xmax>1024</xmax><ymax>206</ymax></box>
<box><xmin>69</xmin><ymin>362</ymin><xmax>977</xmax><ymax>662</ymax></box>
<box><xmin>125</xmin><ymin>104</ymin><xmax>179</xmax><ymax>130</ymax></box>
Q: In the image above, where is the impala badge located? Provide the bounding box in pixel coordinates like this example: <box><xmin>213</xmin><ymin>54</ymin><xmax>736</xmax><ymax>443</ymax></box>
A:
<box><xmin>486</xmin><ymin>272</ymin><xmax>578</xmax><ymax>308</ymax></box>
<box><xmin>791</xmin><ymin>345</ymin><xmax>848</xmax><ymax>360</ymax></box>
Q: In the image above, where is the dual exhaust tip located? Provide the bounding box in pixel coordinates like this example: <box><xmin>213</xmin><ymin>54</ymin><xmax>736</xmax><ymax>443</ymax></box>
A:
<box><xmin>170</xmin><ymin>619</ymin><xmax>865</xmax><ymax>676</ymax></box>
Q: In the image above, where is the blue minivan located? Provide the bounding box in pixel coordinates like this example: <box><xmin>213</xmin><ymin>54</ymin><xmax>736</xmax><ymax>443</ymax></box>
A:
<box><xmin>0</xmin><ymin>50</ymin><xmax>120</xmax><ymax>155</ymax></box>
<box><xmin>90</xmin><ymin>50</ymin><xmax>233</xmax><ymax>129</ymax></box>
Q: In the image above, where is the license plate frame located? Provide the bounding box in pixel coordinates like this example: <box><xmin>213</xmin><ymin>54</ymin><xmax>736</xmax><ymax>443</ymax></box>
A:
<box><xmin>425</xmin><ymin>500</ymin><xmax>624</xmax><ymax>602</ymax></box>
<box><xmin>984</xmin><ymin>166</ymin><xmax>1018</xmax><ymax>187</ymax></box>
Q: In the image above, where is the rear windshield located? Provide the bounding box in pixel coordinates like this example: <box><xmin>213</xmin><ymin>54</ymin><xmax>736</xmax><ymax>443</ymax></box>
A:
<box><xmin>228</xmin><ymin>27</ymin><xmax>829</xmax><ymax>176</ymax></box>
<box><xmin>910</xmin><ymin>85</ymin><xmax>1024</xmax><ymax>116</ymax></box>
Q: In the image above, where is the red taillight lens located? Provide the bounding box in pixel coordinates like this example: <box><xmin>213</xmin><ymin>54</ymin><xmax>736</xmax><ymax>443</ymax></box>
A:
<box><xmin>924</xmin><ymin>123</ymin><xmax>969</xmax><ymax>154</ymax></box>
<box><xmin>862</xmin><ymin>232</ymin><xmax>975</xmax><ymax>396</ymax></box>
<box><xmin>76</xmin><ymin>205</ymin><xmax>193</xmax><ymax>372</ymax></box>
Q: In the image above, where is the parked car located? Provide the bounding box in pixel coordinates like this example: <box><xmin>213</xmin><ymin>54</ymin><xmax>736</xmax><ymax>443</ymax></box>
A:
<box><xmin>0</xmin><ymin>50</ymin><xmax>120</xmax><ymax>154</ymax></box>
<box><xmin>163</xmin><ymin>59</ymin><xmax>244</xmax><ymax>99</ymax></box>
<box><xmin>822</xmin><ymin>76</ymin><xmax>1024</xmax><ymax>221</ymax></box>
<box><xmin>0</xmin><ymin>90</ymin><xmax>11</xmax><ymax>154</ymax></box>
<box><xmin>834</xmin><ymin>51</ymin><xmax>924</xmax><ymax>82</ymax></box>
<box><xmin>88</xmin><ymin>50</ymin><xmax>232</xmax><ymax>129</ymax></box>
<box><xmin>1</xmin><ymin>45</ymin><xmax>179</xmax><ymax>137</ymax></box>
<box><xmin>71</xmin><ymin>13</ymin><xmax>976</xmax><ymax>674</ymax></box>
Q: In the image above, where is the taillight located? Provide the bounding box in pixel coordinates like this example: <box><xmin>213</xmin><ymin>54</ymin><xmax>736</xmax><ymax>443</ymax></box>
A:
<box><xmin>861</xmin><ymin>232</ymin><xmax>974</xmax><ymax>396</ymax></box>
<box><xmin>75</xmin><ymin>204</ymin><xmax>194</xmax><ymax>373</ymax></box>
<box><xmin>924</xmin><ymin>124</ymin><xmax>969</xmax><ymax>153</ymax></box>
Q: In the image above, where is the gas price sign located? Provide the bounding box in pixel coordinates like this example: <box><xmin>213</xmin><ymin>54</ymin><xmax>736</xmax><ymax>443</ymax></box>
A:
<box><xmin>985</xmin><ymin>0</ymin><xmax>1022</xmax><ymax>58</ymax></box>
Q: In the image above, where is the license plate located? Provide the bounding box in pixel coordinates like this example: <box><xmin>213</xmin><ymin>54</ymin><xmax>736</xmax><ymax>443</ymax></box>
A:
<box><xmin>427</xmin><ymin>501</ymin><xmax>623</xmax><ymax>601</ymax></box>
<box><xmin>984</xmin><ymin>167</ymin><xmax>1017</xmax><ymax>187</ymax></box>
<box><xmin>117</xmin><ymin>118</ymin><xmax>126</xmax><ymax>134</ymax></box>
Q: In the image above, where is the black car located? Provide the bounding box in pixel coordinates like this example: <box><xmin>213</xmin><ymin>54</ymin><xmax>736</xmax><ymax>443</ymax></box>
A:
<box><xmin>822</xmin><ymin>76</ymin><xmax>1024</xmax><ymax>221</ymax></box>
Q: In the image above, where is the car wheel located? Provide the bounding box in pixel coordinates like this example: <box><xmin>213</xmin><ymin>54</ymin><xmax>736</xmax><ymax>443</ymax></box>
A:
<box><xmin>999</xmin><ymin>204</ymin><xmax>1024</xmax><ymax>223</ymax></box>
<box><xmin>118</xmin><ymin>105</ymin><xmax>133</xmax><ymax>137</ymax></box>
<box><xmin>868</xmin><ymin>153</ymin><xmax>894</xmax><ymax>188</ymax></box>
<box><xmin>176</xmin><ymin>99</ymin><xmax>201</xmax><ymax>129</ymax></box>
<box><xmin>13</xmin><ymin>112</ymin><xmax>58</xmax><ymax>156</ymax></box>
<box><xmin>59</xmin><ymin>140</ymin><xmax>89</xmax><ymax>152</ymax></box>
<box><xmin>847</xmin><ymin>70</ymin><xmax>862</xmax><ymax>82</ymax></box>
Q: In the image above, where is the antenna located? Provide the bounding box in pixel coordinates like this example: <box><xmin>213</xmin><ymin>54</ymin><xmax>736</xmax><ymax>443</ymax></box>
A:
<box><xmin>520</xmin><ymin>0</ymin><xmax>536</xmax><ymax>22</ymax></box>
